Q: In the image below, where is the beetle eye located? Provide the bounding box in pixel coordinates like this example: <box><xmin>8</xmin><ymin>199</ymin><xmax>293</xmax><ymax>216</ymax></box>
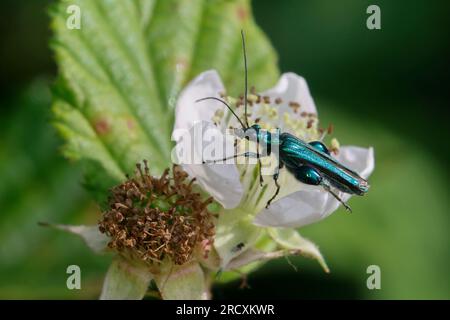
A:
<box><xmin>309</xmin><ymin>141</ymin><xmax>330</xmax><ymax>155</ymax></box>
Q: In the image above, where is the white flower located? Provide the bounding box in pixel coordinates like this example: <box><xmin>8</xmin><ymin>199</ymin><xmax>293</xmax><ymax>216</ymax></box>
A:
<box><xmin>172</xmin><ymin>70</ymin><xmax>375</xmax><ymax>229</ymax></box>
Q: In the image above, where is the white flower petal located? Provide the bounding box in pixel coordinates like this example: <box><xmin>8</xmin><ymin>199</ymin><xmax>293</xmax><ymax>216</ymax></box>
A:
<box><xmin>337</xmin><ymin>146</ymin><xmax>375</xmax><ymax>179</ymax></box>
<box><xmin>183</xmin><ymin>162</ymin><xmax>243</xmax><ymax>209</ymax></box>
<box><xmin>173</xmin><ymin>70</ymin><xmax>226</xmax><ymax>136</ymax></box>
<box><xmin>253</xmin><ymin>146</ymin><xmax>375</xmax><ymax>228</ymax></box>
<box><xmin>172</xmin><ymin>70</ymin><xmax>244</xmax><ymax>209</ymax></box>
<box><xmin>253</xmin><ymin>190</ymin><xmax>333</xmax><ymax>228</ymax></box>
<box><xmin>261</xmin><ymin>72</ymin><xmax>317</xmax><ymax>125</ymax></box>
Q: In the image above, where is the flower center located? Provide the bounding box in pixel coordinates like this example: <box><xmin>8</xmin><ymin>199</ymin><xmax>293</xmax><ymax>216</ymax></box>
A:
<box><xmin>98</xmin><ymin>162</ymin><xmax>215</xmax><ymax>265</ymax></box>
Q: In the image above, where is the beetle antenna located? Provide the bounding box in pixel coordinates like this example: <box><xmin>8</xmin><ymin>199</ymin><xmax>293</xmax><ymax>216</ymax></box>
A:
<box><xmin>241</xmin><ymin>30</ymin><xmax>250</xmax><ymax>128</ymax></box>
<box><xmin>196</xmin><ymin>97</ymin><xmax>247</xmax><ymax>129</ymax></box>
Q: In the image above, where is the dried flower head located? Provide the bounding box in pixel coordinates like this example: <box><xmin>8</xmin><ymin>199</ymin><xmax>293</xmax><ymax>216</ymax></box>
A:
<box><xmin>98</xmin><ymin>161</ymin><xmax>215</xmax><ymax>265</ymax></box>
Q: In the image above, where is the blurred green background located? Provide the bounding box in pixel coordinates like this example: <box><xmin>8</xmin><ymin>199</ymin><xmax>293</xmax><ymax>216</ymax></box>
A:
<box><xmin>0</xmin><ymin>0</ymin><xmax>448</xmax><ymax>299</ymax></box>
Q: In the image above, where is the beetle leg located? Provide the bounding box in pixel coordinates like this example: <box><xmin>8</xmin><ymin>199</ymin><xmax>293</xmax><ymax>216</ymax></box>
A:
<box><xmin>265</xmin><ymin>175</ymin><xmax>280</xmax><ymax>209</ymax></box>
<box><xmin>202</xmin><ymin>152</ymin><xmax>259</xmax><ymax>164</ymax></box>
<box><xmin>256</xmin><ymin>141</ymin><xmax>264</xmax><ymax>186</ymax></box>
<box><xmin>265</xmin><ymin>162</ymin><xmax>284</xmax><ymax>209</ymax></box>
<box><xmin>322</xmin><ymin>183</ymin><xmax>352</xmax><ymax>213</ymax></box>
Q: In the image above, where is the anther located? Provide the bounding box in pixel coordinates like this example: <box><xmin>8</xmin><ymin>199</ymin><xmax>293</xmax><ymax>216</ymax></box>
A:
<box><xmin>327</xmin><ymin>123</ymin><xmax>334</xmax><ymax>135</ymax></box>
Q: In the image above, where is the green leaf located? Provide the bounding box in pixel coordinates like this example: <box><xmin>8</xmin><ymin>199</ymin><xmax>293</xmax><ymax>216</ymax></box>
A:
<box><xmin>100</xmin><ymin>257</ymin><xmax>153</xmax><ymax>300</ymax></box>
<box><xmin>51</xmin><ymin>0</ymin><xmax>279</xmax><ymax>200</ymax></box>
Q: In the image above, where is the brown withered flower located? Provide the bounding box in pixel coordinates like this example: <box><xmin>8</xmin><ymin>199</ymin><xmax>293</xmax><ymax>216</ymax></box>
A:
<box><xmin>98</xmin><ymin>161</ymin><xmax>215</xmax><ymax>265</ymax></box>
